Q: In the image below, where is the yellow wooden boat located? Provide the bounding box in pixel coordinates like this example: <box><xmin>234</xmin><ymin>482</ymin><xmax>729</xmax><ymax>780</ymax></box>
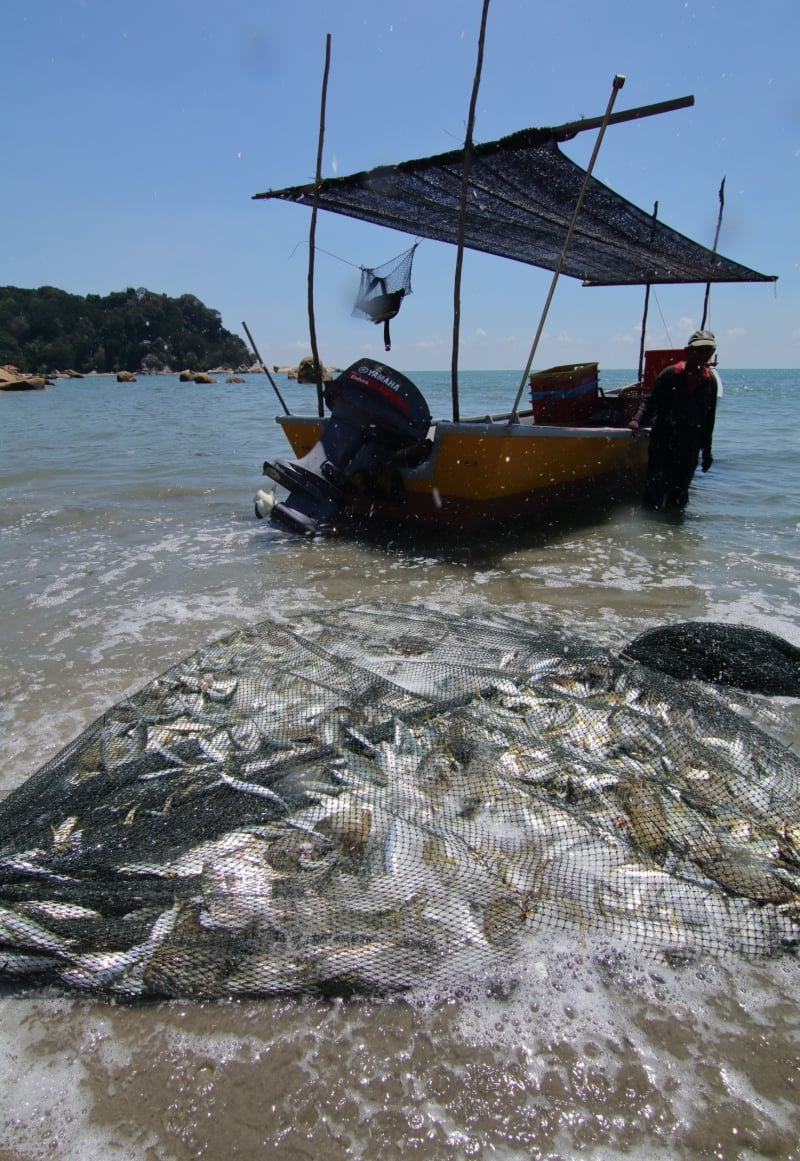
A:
<box><xmin>252</xmin><ymin>70</ymin><xmax>774</xmax><ymax>537</ymax></box>
<box><xmin>267</xmin><ymin>364</ymin><xmax>649</xmax><ymax>533</ymax></box>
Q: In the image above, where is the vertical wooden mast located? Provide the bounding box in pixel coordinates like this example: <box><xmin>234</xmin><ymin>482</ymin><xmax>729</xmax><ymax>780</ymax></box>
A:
<box><xmin>637</xmin><ymin>201</ymin><xmax>659</xmax><ymax>386</ymax></box>
<box><xmin>701</xmin><ymin>177</ymin><xmax>726</xmax><ymax>330</ymax></box>
<box><xmin>451</xmin><ymin>0</ymin><xmax>492</xmax><ymax>423</ymax></box>
<box><xmin>308</xmin><ymin>33</ymin><xmax>332</xmax><ymax>418</ymax></box>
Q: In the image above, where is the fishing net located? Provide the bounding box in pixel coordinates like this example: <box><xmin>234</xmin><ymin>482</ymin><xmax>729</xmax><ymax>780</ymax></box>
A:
<box><xmin>623</xmin><ymin>622</ymin><xmax>800</xmax><ymax>697</ymax></box>
<box><xmin>1</xmin><ymin>603</ymin><xmax>798</xmax><ymax>1000</ymax></box>
<box><xmin>351</xmin><ymin>245</ymin><xmax>417</xmax><ymax>350</ymax></box>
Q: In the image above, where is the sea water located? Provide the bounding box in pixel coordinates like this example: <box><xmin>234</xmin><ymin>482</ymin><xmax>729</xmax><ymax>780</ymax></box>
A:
<box><xmin>0</xmin><ymin>368</ymin><xmax>798</xmax><ymax>1160</ymax></box>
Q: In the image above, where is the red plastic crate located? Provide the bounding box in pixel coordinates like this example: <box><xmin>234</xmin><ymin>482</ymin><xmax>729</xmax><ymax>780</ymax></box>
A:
<box><xmin>643</xmin><ymin>348</ymin><xmax>683</xmax><ymax>388</ymax></box>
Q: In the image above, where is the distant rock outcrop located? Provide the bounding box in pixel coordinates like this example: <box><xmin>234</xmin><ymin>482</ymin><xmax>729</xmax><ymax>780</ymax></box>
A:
<box><xmin>116</xmin><ymin>371</ymin><xmax>137</xmax><ymax>382</ymax></box>
<box><xmin>0</xmin><ymin>367</ymin><xmax>47</xmax><ymax>390</ymax></box>
<box><xmin>290</xmin><ymin>356</ymin><xmax>334</xmax><ymax>384</ymax></box>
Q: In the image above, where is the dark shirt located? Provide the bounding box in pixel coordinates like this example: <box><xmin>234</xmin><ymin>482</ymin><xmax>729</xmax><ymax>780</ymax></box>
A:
<box><xmin>636</xmin><ymin>362</ymin><xmax>717</xmax><ymax>462</ymax></box>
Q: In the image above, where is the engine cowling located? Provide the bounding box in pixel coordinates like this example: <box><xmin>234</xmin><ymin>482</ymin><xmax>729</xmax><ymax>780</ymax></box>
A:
<box><xmin>261</xmin><ymin>358</ymin><xmax>431</xmax><ymax>535</ymax></box>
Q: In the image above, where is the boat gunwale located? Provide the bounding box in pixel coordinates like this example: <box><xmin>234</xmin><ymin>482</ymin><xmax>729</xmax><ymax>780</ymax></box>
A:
<box><xmin>275</xmin><ymin>412</ymin><xmax>645</xmax><ymax>439</ymax></box>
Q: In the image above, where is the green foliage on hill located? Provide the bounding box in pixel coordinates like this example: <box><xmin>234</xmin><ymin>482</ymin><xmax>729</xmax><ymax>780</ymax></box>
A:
<box><xmin>0</xmin><ymin>285</ymin><xmax>251</xmax><ymax>374</ymax></box>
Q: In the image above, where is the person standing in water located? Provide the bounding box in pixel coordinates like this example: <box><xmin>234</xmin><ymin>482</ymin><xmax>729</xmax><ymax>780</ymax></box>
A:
<box><xmin>629</xmin><ymin>330</ymin><xmax>719</xmax><ymax>510</ymax></box>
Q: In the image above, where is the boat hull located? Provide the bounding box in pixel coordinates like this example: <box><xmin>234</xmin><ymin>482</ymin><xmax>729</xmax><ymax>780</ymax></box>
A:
<box><xmin>274</xmin><ymin>412</ymin><xmax>649</xmax><ymax>531</ymax></box>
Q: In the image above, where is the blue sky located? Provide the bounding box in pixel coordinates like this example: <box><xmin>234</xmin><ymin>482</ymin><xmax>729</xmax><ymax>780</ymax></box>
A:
<box><xmin>3</xmin><ymin>0</ymin><xmax>797</xmax><ymax>370</ymax></box>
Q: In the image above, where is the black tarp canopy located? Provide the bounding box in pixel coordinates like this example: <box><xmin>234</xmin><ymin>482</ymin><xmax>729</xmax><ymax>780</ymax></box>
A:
<box><xmin>254</xmin><ymin>123</ymin><xmax>775</xmax><ymax>287</ymax></box>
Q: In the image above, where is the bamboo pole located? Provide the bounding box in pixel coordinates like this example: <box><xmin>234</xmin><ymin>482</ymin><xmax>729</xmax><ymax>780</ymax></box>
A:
<box><xmin>701</xmin><ymin>177</ymin><xmax>725</xmax><ymax>330</ymax></box>
<box><xmin>636</xmin><ymin>201</ymin><xmax>658</xmax><ymax>386</ymax></box>
<box><xmin>308</xmin><ymin>34</ymin><xmax>332</xmax><ymax>418</ymax></box>
<box><xmin>549</xmin><ymin>94</ymin><xmax>693</xmax><ymax>143</ymax></box>
<box><xmin>242</xmin><ymin>320</ymin><xmax>291</xmax><ymax>413</ymax></box>
<box><xmin>451</xmin><ymin>0</ymin><xmax>491</xmax><ymax>423</ymax></box>
<box><xmin>509</xmin><ymin>74</ymin><xmax>626</xmax><ymax>420</ymax></box>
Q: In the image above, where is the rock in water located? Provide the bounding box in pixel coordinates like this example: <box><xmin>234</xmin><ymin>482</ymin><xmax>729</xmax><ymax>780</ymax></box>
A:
<box><xmin>623</xmin><ymin>622</ymin><xmax>800</xmax><ymax>696</ymax></box>
<box><xmin>0</xmin><ymin>604</ymin><xmax>798</xmax><ymax>1001</ymax></box>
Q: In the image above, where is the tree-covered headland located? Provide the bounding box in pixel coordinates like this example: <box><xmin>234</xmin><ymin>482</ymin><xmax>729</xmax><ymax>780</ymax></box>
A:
<box><xmin>0</xmin><ymin>286</ymin><xmax>251</xmax><ymax>374</ymax></box>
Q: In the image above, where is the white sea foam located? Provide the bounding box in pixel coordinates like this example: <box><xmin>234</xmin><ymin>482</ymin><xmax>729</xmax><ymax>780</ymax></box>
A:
<box><xmin>3</xmin><ymin>939</ymin><xmax>795</xmax><ymax>1161</ymax></box>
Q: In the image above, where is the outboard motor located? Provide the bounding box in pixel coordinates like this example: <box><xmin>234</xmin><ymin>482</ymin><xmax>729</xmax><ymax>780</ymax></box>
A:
<box><xmin>261</xmin><ymin>358</ymin><xmax>431</xmax><ymax>535</ymax></box>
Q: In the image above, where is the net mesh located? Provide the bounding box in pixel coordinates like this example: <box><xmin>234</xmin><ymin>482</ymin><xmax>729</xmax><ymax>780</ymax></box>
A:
<box><xmin>351</xmin><ymin>246</ymin><xmax>417</xmax><ymax>324</ymax></box>
<box><xmin>256</xmin><ymin>132</ymin><xmax>775</xmax><ymax>287</ymax></box>
<box><xmin>623</xmin><ymin>622</ymin><xmax>800</xmax><ymax>697</ymax></box>
<box><xmin>1</xmin><ymin>603</ymin><xmax>798</xmax><ymax>1000</ymax></box>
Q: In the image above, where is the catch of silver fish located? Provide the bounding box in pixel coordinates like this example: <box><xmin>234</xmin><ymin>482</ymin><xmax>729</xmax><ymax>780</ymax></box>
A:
<box><xmin>0</xmin><ymin>603</ymin><xmax>798</xmax><ymax>1000</ymax></box>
